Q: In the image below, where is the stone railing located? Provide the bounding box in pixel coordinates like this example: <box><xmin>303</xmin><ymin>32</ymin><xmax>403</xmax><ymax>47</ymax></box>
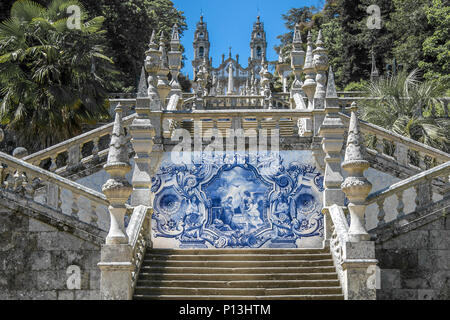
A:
<box><xmin>367</xmin><ymin>161</ymin><xmax>450</xmax><ymax>228</ymax></box>
<box><xmin>126</xmin><ymin>205</ymin><xmax>152</xmax><ymax>291</ymax></box>
<box><xmin>160</xmin><ymin>109</ymin><xmax>315</xmax><ymax>138</ymax></box>
<box><xmin>22</xmin><ymin>114</ymin><xmax>137</xmax><ymax>175</ymax></box>
<box><xmin>0</xmin><ymin>151</ymin><xmax>109</xmax><ymax>229</ymax></box>
<box><xmin>328</xmin><ymin>205</ymin><xmax>349</xmax><ymax>284</ymax></box>
<box><xmin>203</xmin><ymin>96</ymin><xmax>265</xmax><ymax>109</ymax></box>
<box><xmin>325</xmin><ymin>204</ymin><xmax>378</xmax><ymax>300</ymax></box>
<box><xmin>340</xmin><ymin>113</ymin><xmax>450</xmax><ymax>170</ymax></box>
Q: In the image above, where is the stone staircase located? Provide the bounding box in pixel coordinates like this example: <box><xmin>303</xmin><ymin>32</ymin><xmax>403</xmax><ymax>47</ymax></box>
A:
<box><xmin>133</xmin><ymin>248</ymin><xmax>344</xmax><ymax>300</ymax></box>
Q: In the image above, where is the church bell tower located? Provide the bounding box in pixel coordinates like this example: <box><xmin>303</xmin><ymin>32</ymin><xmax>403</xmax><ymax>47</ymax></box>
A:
<box><xmin>192</xmin><ymin>15</ymin><xmax>210</xmax><ymax>79</ymax></box>
<box><xmin>250</xmin><ymin>16</ymin><xmax>267</xmax><ymax>63</ymax></box>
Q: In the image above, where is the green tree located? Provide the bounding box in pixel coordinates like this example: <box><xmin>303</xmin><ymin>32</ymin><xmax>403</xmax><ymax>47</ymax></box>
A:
<box><xmin>0</xmin><ymin>0</ymin><xmax>113</xmax><ymax>151</ymax></box>
<box><xmin>80</xmin><ymin>0</ymin><xmax>187</xmax><ymax>92</ymax></box>
<box><xmin>419</xmin><ymin>0</ymin><xmax>450</xmax><ymax>88</ymax></box>
<box><xmin>360</xmin><ymin>69</ymin><xmax>449</xmax><ymax>152</ymax></box>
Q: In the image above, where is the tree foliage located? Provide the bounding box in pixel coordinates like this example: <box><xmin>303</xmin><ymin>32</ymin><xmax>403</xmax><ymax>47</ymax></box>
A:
<box><xmin>0</xmin><ymin>0</ymin><xmax>112</xmax><ymax>150</ymax></box>
<box><xmin>79</xmin><ymin>0</ymin><xmax>187</xmax><ymax>92</ymax></box>
<box><xmin>360</xmin><ymin>69</ymin><xmax>449</xmax><ymax>152</ymax></box>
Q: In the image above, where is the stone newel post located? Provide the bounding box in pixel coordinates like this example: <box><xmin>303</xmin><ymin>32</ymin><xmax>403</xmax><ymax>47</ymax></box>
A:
<box><xmin>302</xmin><ymin>31</ymin><xmax>317</xmax><ymax>110</ymax></box>
<box><xmin>99</xmin><ymin>105</ymin><xmax>133</xmax><ymax>300</ymax></box>
<box><xmin>313</xmin><ymin>30</ymin><xmax>328</xmax><ymax>110</ymax></box>
<box><xmin>318</xmin><ymin>67</ymin><xmax>346</xmax><ymax>247</ymax></box>
<box><xmin>157</xmin><ymin>32</ymin><xmax>171</xmax><ymax>106</ymax></box>
<box><xmin>168</xmin><ymin>24</ymin><xmax>182</xmax><ymax>99</ymax></box>
<box><xmin>290</xmin><ymin>23</ymin><xmax>305</xmax><ymax>97</ymax></box>
<box><xmin>339</xmin><ymin>102</ymin><xmax>378</xmax><ymax>300</ymax></box>
<box><xmin>102</xmin><ymin>105</ymin><xmax>132</xmax><ymax>244</ymax></box>
<box><xmin>341</xmin><ymin>102</ymin><xmax>372</xmax><ymax>242</ymax></box>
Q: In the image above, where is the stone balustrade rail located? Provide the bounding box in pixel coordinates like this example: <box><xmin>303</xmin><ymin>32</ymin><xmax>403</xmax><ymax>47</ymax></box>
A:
<box><xmin>0</xmin><ymin>151</ymin><xmax>109</xmax><ymax>229</ymax></box>
<box><xmin>126</xmin><ymin>205</ymin><xmax>151</xmax><ymax>291</ymax></box>
<box><xmin>366</xmin><ymin>161</ymin><xmax>450</xmax><ymax>227</ymax></box>
<box><xmin>23</xmin><ymin>114</ymin><xmax>137</xmax><ymax>174</ymax></box>
<box><xmin>339</xmin><ymin>113</ymin><xmax>450</xmax><ymax>169</ymax></box>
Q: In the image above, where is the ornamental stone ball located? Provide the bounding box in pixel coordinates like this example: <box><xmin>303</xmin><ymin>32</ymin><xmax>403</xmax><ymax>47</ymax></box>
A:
<box><xmin>12</xmin><ymin>147</ymin><xmax>28</xmax><ymax>159</ymax></box>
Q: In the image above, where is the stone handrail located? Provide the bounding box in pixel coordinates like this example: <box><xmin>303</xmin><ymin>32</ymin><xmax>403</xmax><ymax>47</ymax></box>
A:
<box><xmin>126</xmin><ymin>205</ymin><xmax>151</xmax><ymax>291</ymax></box>
<box><xmin>0</xmin><ymin>151</ymin><xmax>108</xmax><ymax>228</ymax></box>
<box><xmin>339</xmin><ymin>113</ymin><xmax>450</xmax><ymax>168</ymax></box>
<box><xmin>327</xmin><ymin>205</ymin><xmax>349</xmax><ymax>288</ymax></box>
<box><xmin>23</xmin><ymin>114</ymin><xmax>137</xmax><ymax>173</ymax></box>
<box><xmin>367</xmin><ymin>161</ymin><xmax>450</xmax><ymax>227</ymax></box>
<box><xmin>159</xmin><ymin>108</ymin><xmax>314</xmax><ymax>119</ymax></box>
<box><xmin>203</xmin><ymin>95</ymin><xmax>265</xmax><ymax>108</ymax></box>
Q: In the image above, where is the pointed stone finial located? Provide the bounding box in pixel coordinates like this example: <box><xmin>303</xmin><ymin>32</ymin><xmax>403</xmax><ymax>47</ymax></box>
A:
<box><xmin>326</xmin><ymin>66</ymin><xmax>338</xmax><ymax>99</ymax></box>
<box><xmin>102</xmin><ymin>104</ymin><xmax>132</xmax><ymax>245</ymax></box>
<box><xmin>302</xmin><ymin>30</ymin><xmax>317</xmax><ymax>107</ymax></box>
<box><xmin>293</xmin><ymin>23</ymin><xmax>302</xmax><ymax>45</ymax></box>
<box><xmin>105</xmin><ymin>104</ymin><xmax>130</xmax><ymax>167</ymax></box>
<box><xmin>341</xmin><ymin>101</ymin><xmax>372</xmax><ymax>242</ymax></box>
<box><xmin>316</xmin><ymin>29</ymin><xmax>324</xmax><ymax>47</ymax></box>
<box><xmin>137</xmin><ymin>66</ymin><xmax>148</xmax><ymax>97</ymax></box>
<box><xmin>149</xmin><ymin>30</ymin><xmax>157</xmax><ymax>49</ymax></box>
<box><xmin>171</xmin><ymin>24</ymin><xmax>179</xmax><ymax>42</ymax></box>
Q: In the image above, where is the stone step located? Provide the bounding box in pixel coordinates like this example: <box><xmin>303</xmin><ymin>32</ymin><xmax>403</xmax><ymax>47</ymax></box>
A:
<box><xmin>142</xmin><ymin>259</ymin><xmax>334</xmax><ymax>268</ymax></box>
<box><xmin>136</xmin><ymin>279</ymin><xmax>341</xmax><ymax>289</ymax></box>
<box><xmin>145</xmin><ymin>253</ymin><xmax>332</xmax><ymax>261</ymax></box>
<box><xmin>139</xmin><ymin>266</ymin><xmax>337</xmax><ymax>274</ymax></box>
<box><xmin>148</xmin><ymin>248</ymin><xmax>328</xmax><ymax>255</ymax></box>
<box><xmin>137</xmin><ymin>272</ymin><xmax>339</xmax><ymax>281</ymax></box>
<box><xmin>133</xmin><ymin>286</ymin><xmax>343</xmax><ymax>296</ymax></box>
<box><xmin>134</xmin><ymin>294</ymin><xmax>345</xmax><ymax>300</ymax></box>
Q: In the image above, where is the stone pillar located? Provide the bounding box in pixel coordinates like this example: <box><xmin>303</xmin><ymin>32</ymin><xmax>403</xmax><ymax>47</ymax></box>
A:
<box><xmin>302</xmin><ymin>31</ymin><xmax>316</xmax><ymax>110</ymax></box>
<box><xmin>145</xmin><ymin>30</ymin><xmax>162</xmax><ymax>111</ymax></box>
<box><xmin>130</xmin><ymin>32</ymin><xmax>160</xmax><ymax>207</ymax></box>
<box><xmin>341</xmin><ymin>102</ymin><xmax>372</xmax><ymax>242</ymax></box>
<box><xmin>313</xmin><ymin>30</ymin><xmax>328</xmax><ymax>110</ymax></box>
<box><xmin>340</xmin><ymin>102</ymin><xmax>378</xmax><ymax>300</ymax></box>
<box><xmin>168</xmin><ymin>24</ymin><xmax>183</xmax><ymax>102</ymax></box>
<box><xmin>99</xmin><ymin>105</ymin><xmax>133</xmax><ymax>300</ymax></box>
<box><xmin>318</xmin><ymin>67</ymin><xmax>346</xmax><ymax>247</ymax></box>
<box><xmin>227</xmin><ymin>63</ymin><xmax>234</xmax><ymax>95</ymax></box>
<box><xmin>157</xmin><ymin>32</ymin><xmax>171</xmax><ymax>108</ymax></box>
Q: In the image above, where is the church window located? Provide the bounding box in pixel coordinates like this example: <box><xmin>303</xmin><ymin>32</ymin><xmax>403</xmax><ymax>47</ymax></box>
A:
<box><xmin>199</xmin><ymin>47</ymin><xmax>204</xmax><ymax>57</ymax></box>
<box><xmin>257</xmin><ymin>46</ymin><xmax>262</xmax><ymax>59</ymax></box>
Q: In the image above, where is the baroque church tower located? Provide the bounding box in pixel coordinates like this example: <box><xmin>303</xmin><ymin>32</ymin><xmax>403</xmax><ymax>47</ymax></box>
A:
<box><xmin>250</xmin><ymin>16</ymin><xmax>267</xmax><ymax>62</ymax></box>
<box><xmin>192</xmin><ymin>15</ymin><xmax>210</xmax><ymax>80</ymax></box>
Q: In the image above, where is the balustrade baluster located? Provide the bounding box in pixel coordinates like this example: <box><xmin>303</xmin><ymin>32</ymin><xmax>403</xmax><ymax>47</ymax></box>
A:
<box><xmin>49</xmin><ymin>155</ymin><xmax>57</xmax><ymax>172</ymax></box>
<box><xmin>72</xmin><ymin>193</ymin><xmax>80</xmax><ymax>219</ymax></box>
<box><xmin>396</xmin><ymin>191</ymin><xmax>405</xmax><ymax>218</ymax></box>
<box><xmin>90</xmin><ymin>201</ymin><xmax>99</xmax><ymax>227</ymax></box>
<box><xmin>375</xmin><ymin>136</ymin><xmax>384</xmax><ymax>155</ymax></box>
<box><xmin>376</xmin><ymin>199</ymin><xmax>386</xmax><ymax>226</ymax></box>
<box><xmin>92</xmin><ymin>137</ymin><xmax>100</xmax><ymax>158</ymax></box>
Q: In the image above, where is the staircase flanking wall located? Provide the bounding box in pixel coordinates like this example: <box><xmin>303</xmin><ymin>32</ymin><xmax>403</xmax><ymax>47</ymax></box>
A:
<box><xmin>0</xmin><ymin>202</ymin><xmax>103</xmax><ymax>300</ymax></box>
<box><xmin>373</xmin><ymin>198</ymin><xmax>450</xmax><ymax>300</ymax></box>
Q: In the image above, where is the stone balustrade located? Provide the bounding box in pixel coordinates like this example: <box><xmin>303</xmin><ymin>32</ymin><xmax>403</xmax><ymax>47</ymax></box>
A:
<box><xmin>159</xmin><ymin>109</ymin><xmax>316</xmax><ymax>138</ymax></box>
<box><xmin>22</xmin><ymin>114</ymin><xmax>137</xmax><ymax>175</ymax></box>
<box><xmin>340</xmin><ymin>113</ymin><xmax>450</xmax><ymax>170</ymax></box>
<box><xmin>367</xmin><ymin>161</ymin><xmax>450</xmax><ymax>227</ymax></box>
<box><xmin>0</xmin><ymin>151</ymin><xmax>109</xmax><ymax>229</ymax></box>
<box><xmin>126</xmin><ymin>206</ymin><xmax>151</xmax><ymax>290</ymax></box>
<box><xmin>327</xmin><ymin>205</ymin><xmax>378</xmax><ymax>300</ymax></box>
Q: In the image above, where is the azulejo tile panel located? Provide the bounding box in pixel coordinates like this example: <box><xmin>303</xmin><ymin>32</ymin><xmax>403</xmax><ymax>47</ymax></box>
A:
<box><xmin>151</xmin><ymin>151</ymin><xmax>324</xmax><ymax>249</ymax></box>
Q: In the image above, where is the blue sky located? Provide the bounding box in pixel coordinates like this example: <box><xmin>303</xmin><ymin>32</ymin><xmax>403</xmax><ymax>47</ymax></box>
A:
<box><xmin>172</xmin><ymin>0</ymin><xmax>324</xmax><ymax>78</ymax></box>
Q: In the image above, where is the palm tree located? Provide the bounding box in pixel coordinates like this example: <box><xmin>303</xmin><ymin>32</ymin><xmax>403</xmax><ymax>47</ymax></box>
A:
<box><xmin>0</xmin><ymin>0</ymin><xmax>114</xmax><ymax>151</ymax></box>
<box><xmin>360</xmin><ymin>69</ymin><xmax>450</xmax><ymax>153</ymax></box>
